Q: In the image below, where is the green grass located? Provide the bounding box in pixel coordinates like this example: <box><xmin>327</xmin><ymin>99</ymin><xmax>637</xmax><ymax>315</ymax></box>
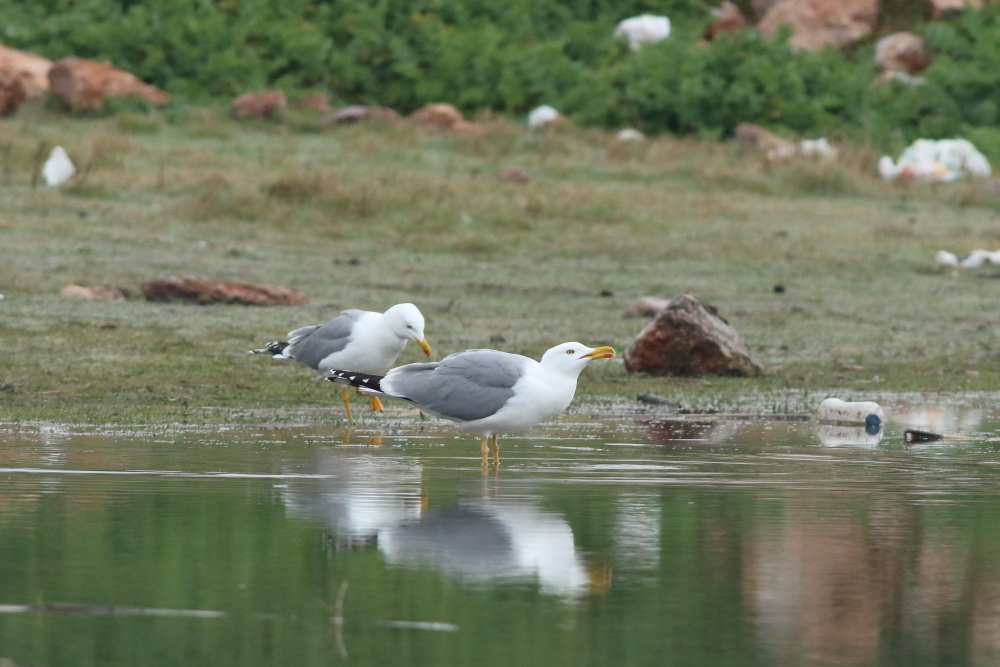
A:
<box><xmin>2</xmin><ymin>107</ymin><xmax>1000</xmax><ymax>427</ymax></box>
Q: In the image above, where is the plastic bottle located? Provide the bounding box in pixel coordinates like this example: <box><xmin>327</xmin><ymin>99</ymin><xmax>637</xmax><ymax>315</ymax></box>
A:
<box><xmin>817</xmin><ymin>398</ymin><xmax>883</xmax><ymax>434</ymax></box>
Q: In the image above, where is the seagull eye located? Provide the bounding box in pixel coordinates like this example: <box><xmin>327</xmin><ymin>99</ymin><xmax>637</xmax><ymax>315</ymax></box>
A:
<box><xmin>566</xmin><ymin>349</ymin><xmax>575</xmax><ymax>355</ymax></box>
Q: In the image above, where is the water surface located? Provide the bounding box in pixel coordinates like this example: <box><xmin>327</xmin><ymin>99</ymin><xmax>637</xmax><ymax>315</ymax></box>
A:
<box><xmin>2</xmin><ymin>398</ymin><xmax>1000</xmax><ymax>666</ymax></box>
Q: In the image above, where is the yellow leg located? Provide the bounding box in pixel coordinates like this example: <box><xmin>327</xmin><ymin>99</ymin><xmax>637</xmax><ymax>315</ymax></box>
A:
<box><xmin>340</xmin><ymin>387</ymin><xmax>354</xmax><ymax>421</ymax></box>
<box><xmin>481</xmin><ymin>436</ymin><xmax>489</xmax><ymax>467</ymax></box>
<box><xmin>369</xmin><ymin>396</ymin><xmax>384</xmax><ymax>412</ymax></box>
<box><xmin>490</xmin><ymin>434</ymin><xmax>500</xmax><ymax>466</ymax></box>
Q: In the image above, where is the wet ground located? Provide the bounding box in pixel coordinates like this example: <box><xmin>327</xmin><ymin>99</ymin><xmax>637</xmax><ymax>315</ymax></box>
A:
<box><xmin>2</xmin><ymin>396</ymin><xmax>1000</xmax><ymax>666</ymax></box>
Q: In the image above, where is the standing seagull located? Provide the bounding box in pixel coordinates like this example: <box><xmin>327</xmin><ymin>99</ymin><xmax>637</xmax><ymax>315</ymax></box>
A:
<box><xmin>251</xmin><ymin>303</ymin><xmax>432</xmax><ymax>420</ymax></box>
<box><xmin>327</xmin><ymin>342</ymin><xmax>615</xmax><ymax>464</ymax></box>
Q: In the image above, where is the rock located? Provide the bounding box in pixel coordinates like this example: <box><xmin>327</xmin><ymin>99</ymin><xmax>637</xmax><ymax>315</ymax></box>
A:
<box><xmin>48</xmin><ymin>57</ymin><xmax>169</xmax><ymax>112</ymax></box>
<box><xmin>733</xmin><ymin>122</ymin><xmax>794</xmax><ymax>153</ymax></box>
<box><xmin>230</xmin><ymin>90</ymin><xmax>286</xmax><ymax>119</ymax></box>
<box><xmin>623</xmin><ymin>293</ymin><xmax>763</xmax><ymax>376</ymax></box>
<box><xmin>704</xmin><ymin>2</ymin><xmax>748</xmax><ymax>40</ymax></box>
<box><xmin>320</xmin><ymin>105</ymin><xmax>401</xmax><ymax>125</ymax></box>
<box><xmin>528</xmin><ymin>105</ymin><xmax>563</xmax><ymax>129</ymax></box>
<box><xmin>293</xmin><ymin>92</ymin><xmax>330</xmax><ymax>113</ymax></box>
<box><xmin>616</xmin><ymin>128</ymin><xmax>646</xmax><ymax>141</ymax></box>
<box><xmin>874</xmin><ymin>32</ymin><xmax>930</xmax><ymax>74</ymax></box>
<box><xmin>0</xmin><ymin>43</ymin><xmax>53</xmax><ymax>98</ymax></box>
<box><xmin>61</xmin><ymin>283</ymin><xmax>126</xmax><ymax>301</ymax></box>
<box><xmin>410</xmin><ymin>103</ymin><xmax>464</xmax><ymax>130</ymax></box>
<box><xmin>756</xmin><ymin>0</ymin><xmax>878</xmax><ymax>51</ymax></box>
<box><xmin>927</xmin><ymin>0</ymin><xmax>982</xmax><ymax>19</ymax></box>
<box><xmin>623</xmin><ymin>296</ymin><xmax>671</xmax><ymax>317</ymax></box>
<box><xmin>0</xmin><ymin>71</ymin><xmax>26</xmax><ymax>117</ymax></box>
<box><xmin>613</xmin><ymin>15</ymin><xmax>672</xmax><ymax>50</ymax></box>
<box><xmin>497</xmin><ymin>167</ymin><xmax>530</xmax><ymax>183</ymax></box>
<box><xmin>140</xmin><ymin>277</ymin><xmax>308</xmax><ymax>306</ymax></box>
<box><xmin>42</xmin><ymin>146</ymin><xmax>75</xmax><ymax>186</ymax></box>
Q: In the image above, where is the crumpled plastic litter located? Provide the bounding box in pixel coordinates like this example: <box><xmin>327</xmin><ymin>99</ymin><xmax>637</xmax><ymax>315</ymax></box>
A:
<box><xmin>935</xmin><ymin>249</ymin><xmax>1000</xmax><ymax>268</ymax></box>
<box><xmin>879</xmin><ymin>138</ymin><xmax>992</xmax><ymax>182</ymax></box>
<box><xmin>767</xmin><ymin>137</ymin><xmax>838</xmax><ymax>161</ymax></box>
<box><xmin>528</xmin><ymin>105</ymin><xmax>562</xmax><ymax>129</ymax></box>
<box><xmin>42</xmin><ymin>146</ymin><xmax>75</xmax><ymax>186</ymax></box>
<box><xmin>613</xmin><ymin>15</ymin><xmax>671</xmax><ymax>50</ymax></box>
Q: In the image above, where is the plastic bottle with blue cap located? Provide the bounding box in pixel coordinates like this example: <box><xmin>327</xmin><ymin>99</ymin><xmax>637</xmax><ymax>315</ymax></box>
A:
<box><xmin>817</xmin><ymin>398</ymin><xmax>883</xmax><ymax>435</ymax></box>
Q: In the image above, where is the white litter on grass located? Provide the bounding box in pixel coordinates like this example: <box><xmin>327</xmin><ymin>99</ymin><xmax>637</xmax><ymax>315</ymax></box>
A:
<box><xmin>767</xmin><ymin>137</ymin><xmax>838</xmax><ymax>161</ymax></box>
<box><xmin>613</xmin><ymin>14</ymin><xmax>671</xmax><ymax>50</ymax></box>
<box><xmin>879</xmin><ymin>138</ymin><xmax>992</xmax><ymax>182</ymax></box>
<box><xmin>935</xmin><ymin>249</ymin><xmax>1000</xmax><ymax>268</ymax></box>
<box><xmin>528</xmin><ymin>105</ymin><xmax>562</xmax><ymax>129</ymax></box>
<box><xmin>616</xmin><ymin>128</ymin><xmax>645</xmax><ymax>141</ymax></box>
<box><xmin>42</xmin><ymin>146</ymin><xmax>75</xmax><ymax>186</ymax></box>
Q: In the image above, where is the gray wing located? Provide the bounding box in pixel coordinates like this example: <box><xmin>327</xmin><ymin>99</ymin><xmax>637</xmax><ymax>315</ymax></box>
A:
<box><xmin>384</xmin><ymin>349</ymin><xmax>527</xmax><ymax>422</ymax></box>
<box><xmin>286</xmin><ymin>309</ymin><xmax>366</xmax><ymax>370</ymax></box>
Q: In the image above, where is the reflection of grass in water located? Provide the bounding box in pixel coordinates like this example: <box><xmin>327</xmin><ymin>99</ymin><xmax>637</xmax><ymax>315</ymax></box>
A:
<box><xmin>2</xmin><ymin>110</ymin><xmax>1000</xmax><ymax>425</ymax></box>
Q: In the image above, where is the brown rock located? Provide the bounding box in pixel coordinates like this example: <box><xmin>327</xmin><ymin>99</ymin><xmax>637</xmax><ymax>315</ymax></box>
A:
<box><xmin>623</xmin><ymin>296</ymin><xmax>671</xmax><ymax>318</ymax></box>
<box><xmin>756</xmin><ymin>0</ymin><xmax>878</xmax><ymax>50</ymax></box>
<box><xmin>61</xmin><ymin>283</ymin><xmax>126</xmax><ymax>301</ymax></box>
<box><xmin>140</xmin><ymin>277</ymin><xmax>308</xmax><ymax>306</ymax></box>
<box><xmin>497</xmin><ymin>167</ymin><xmax>530</xmax><ymax>183</ymax></box>
<box><xmin>874</xmin><ymin>32</ymin><xmax>930</xmax><ymax>74</ymax></box>
<box><xmin>623</xmin><ymin>293</ymin><xmax>763</xmax><ymax>376</ymax></box>
<box><xmin>0</xmin><ymin>71</ymin><xmax>26</xmax><ymax>117</ymax></box>
<box><xmin>704</xmin><ymin>2</ymin><xmax>748</xmax><ymax>40</ymax></box>
<box><xmin>927</xmin><ymin>0</ymin><xmax>982</xmax><ymax>18</ymax></box>
<box><xmin>733</xmin><ymin>122</ymin><xmax>793</xmax><ymax>153</ymax></box>
<box><xmin>230</xmin><ymin>90</ymin><xmax>287</xmax><ymax>119</ymax></box>
<box><xmin>48</xmin><ymin>57</ymin><xmax>169</xmax><ymax>112</ymax></box>
<box><xmin>293</xmin><ymin>92</ymin><xmax>330</xmax><ymax>113</ymax></box>
<box><xmin>0</xmin><ymin>43</ymin><xmax>52</xmax><ymax>98</ymax></box>
<box><xmin>319</xmin><ymin>105</ymin><xmax>402</xmax><ymax>125</ymax></box>
<box><xmin>410</xmin><ymin>103</ymin><xmax>464</xmax><ymax>131</ymax></box>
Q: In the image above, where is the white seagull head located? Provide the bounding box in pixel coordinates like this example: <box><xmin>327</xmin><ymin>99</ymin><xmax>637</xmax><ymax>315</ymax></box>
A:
<box><xmin>383</xmin><ymin>303</ymin><xmax>432</xmax><ymax>356</ymax></box>
<box><xmin>539</xmin><ymin>342</ymin><xmax>616</xmax><ymax>377</ymax></box>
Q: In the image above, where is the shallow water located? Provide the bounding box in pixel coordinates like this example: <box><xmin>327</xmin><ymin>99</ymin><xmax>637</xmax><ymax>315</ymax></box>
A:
<box><xmin>2</xmin><ymin>399</ymin><xmax>1000</xmax><ymax>667</ymax></box>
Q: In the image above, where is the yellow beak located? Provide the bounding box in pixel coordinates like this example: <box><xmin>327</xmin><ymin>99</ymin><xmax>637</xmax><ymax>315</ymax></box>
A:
<box><xmin>417</xmin><ymin>338</ymin><xmax>432</xmax><ymax>356</ymax></box>
<box><xmin>581</xmin><ymin>346</ymin><xmax>616</xmax><ymax>360</ymax></box>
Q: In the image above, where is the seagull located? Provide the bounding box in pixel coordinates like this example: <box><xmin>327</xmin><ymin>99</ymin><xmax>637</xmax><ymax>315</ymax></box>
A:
<box><xmin>326</xmin><ymin>342</ymin><xmax>615</xmax><ymax>464</ymax></box>
<box><xmin>251</xmin><ymin>303</ymin><xmax>432</xmax><ymax>420</ymax></box>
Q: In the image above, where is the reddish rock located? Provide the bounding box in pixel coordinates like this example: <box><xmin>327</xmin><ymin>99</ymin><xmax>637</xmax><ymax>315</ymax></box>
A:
<box><xmin>0</xmin><ymin>71</ymin><xmax>26</xmax><ymax>117</ymax></box>
<box><xmin>874</xmin><ymin>32</ymin><xmax>930</xmax><ymax>74</ymax></box>
<box><xmin>410</xmin><ymin>103</ymin><xmax>464</xmax><ymax>131</ymax></box>
<box><xmin>756</xmin><ymin>0</ymin><xmax>878</xmax><ymax>51</ymax></box>
<box><xmin>319</xmin><ymin>105</ymin><xmax>402</xmax><ymax>125</ymax></box>
<box><xmin>497</xmin><ymin>167</ymin><xmax>530</xmax><ymax>183</ymax></box>
<box><xmin>48</xmin><ymin>57</ymin><xmax>169</xmax><ymax>112</ymax></box>
<box><xmin>0</xmin><ymin>43</ymin><xmax>52</xmax><ymax>99</ymax></box>
<box><xmin>230</xmin><ymin>90</ymin><xmax>287</xmax><ymax>119</ymax></box>
<box><xmin>624</xmin><ymin>293</ymin><xmax>763</xmax><ymax>376</ymax></box>
<box><xmin>293</xmin><ymin>92</ymin><xmax>330</xmax><ymax>113</ymax></box>
<box><xmin>623</xmin><ymin>296</ymin><xmax>671</xmax><ymax>318</ymax></box>
<box><xmin>733</xmin><ymin>122</ymin><xmax>793</xmax><ymax>153</ymax></box>
<box><xmin>61</xmin><ymin>283</ymin><xmax>126</xmax><ymax>301</ymax></box>
<box><xmin>141</xmin><ymin>277</ymin><xmax>308</xmax><ymax>306</ymax></box>
<box><xmin>704</xmin><ymin>2</ymin><xmax>748</xmax><ymax>40</ymax></box>
<box><xmin>927</xmin><ymin>0</ymin><xmax>982</xmax><ymax>18</ymax></box>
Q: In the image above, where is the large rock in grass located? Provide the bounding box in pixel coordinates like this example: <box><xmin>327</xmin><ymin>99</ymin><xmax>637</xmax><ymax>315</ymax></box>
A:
<box><xmin>0</xmin><ymin>44</ymin><xmax>52</xmax><ymax>114</ymax></box>
<box><xmin>410</xmin><ymin>103</ymin><xmax>464</xmax><ymax>130</ymax></box>
<box><xmin>230</xmin><ymin>90</ymin><xmax>287</xmax><ymax>119</ymax></box>
<box><xmin>624</xmin><ymin>293</ymin><xmax>763</xmax><ymax>376</ymax></box>
<box><xmin>756</xmin><ymin>0</ymin><xmax>878</xmax><ymax>51</ymax></box>
<box><xmin>874</xmin><ymin>32</ymin><xmax>930</xmax><ymax>74</ymax></box>
<box><xmin>48</xmin><ymin>57</ymin><xmax>169</xmax><ymax>112</ymax></box>
<box><xmin>141</xmin><ymin>277</ymin><xmax>308</xmax><ymax>306</ymax></box>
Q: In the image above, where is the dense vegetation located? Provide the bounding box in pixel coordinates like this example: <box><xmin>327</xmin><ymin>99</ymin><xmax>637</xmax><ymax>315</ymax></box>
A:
<box><xmin>2</xmin><ymin>0</ymin><xmax>1000</xmax><ymax>157</ymax></box>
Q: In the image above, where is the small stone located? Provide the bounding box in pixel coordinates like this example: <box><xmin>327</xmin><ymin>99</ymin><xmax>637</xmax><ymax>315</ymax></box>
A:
<box><xmin>497</xmin><ymin>167</ymin><xmax>530</xmax><ymax>183</ymax></box>
<box><xmin>637</xmin><ymin>392</ymin><xmax>683</xmax><ymax>410</ymax></box>
<box><xmin>230</xmin><ymin>90</ymin><xmax>287</xmax><ymax>119</ymax></box>
<box><xmin>773</xmin><ymin>284</ymin><xmax>786</xmax><ymax>293</ymax></box>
